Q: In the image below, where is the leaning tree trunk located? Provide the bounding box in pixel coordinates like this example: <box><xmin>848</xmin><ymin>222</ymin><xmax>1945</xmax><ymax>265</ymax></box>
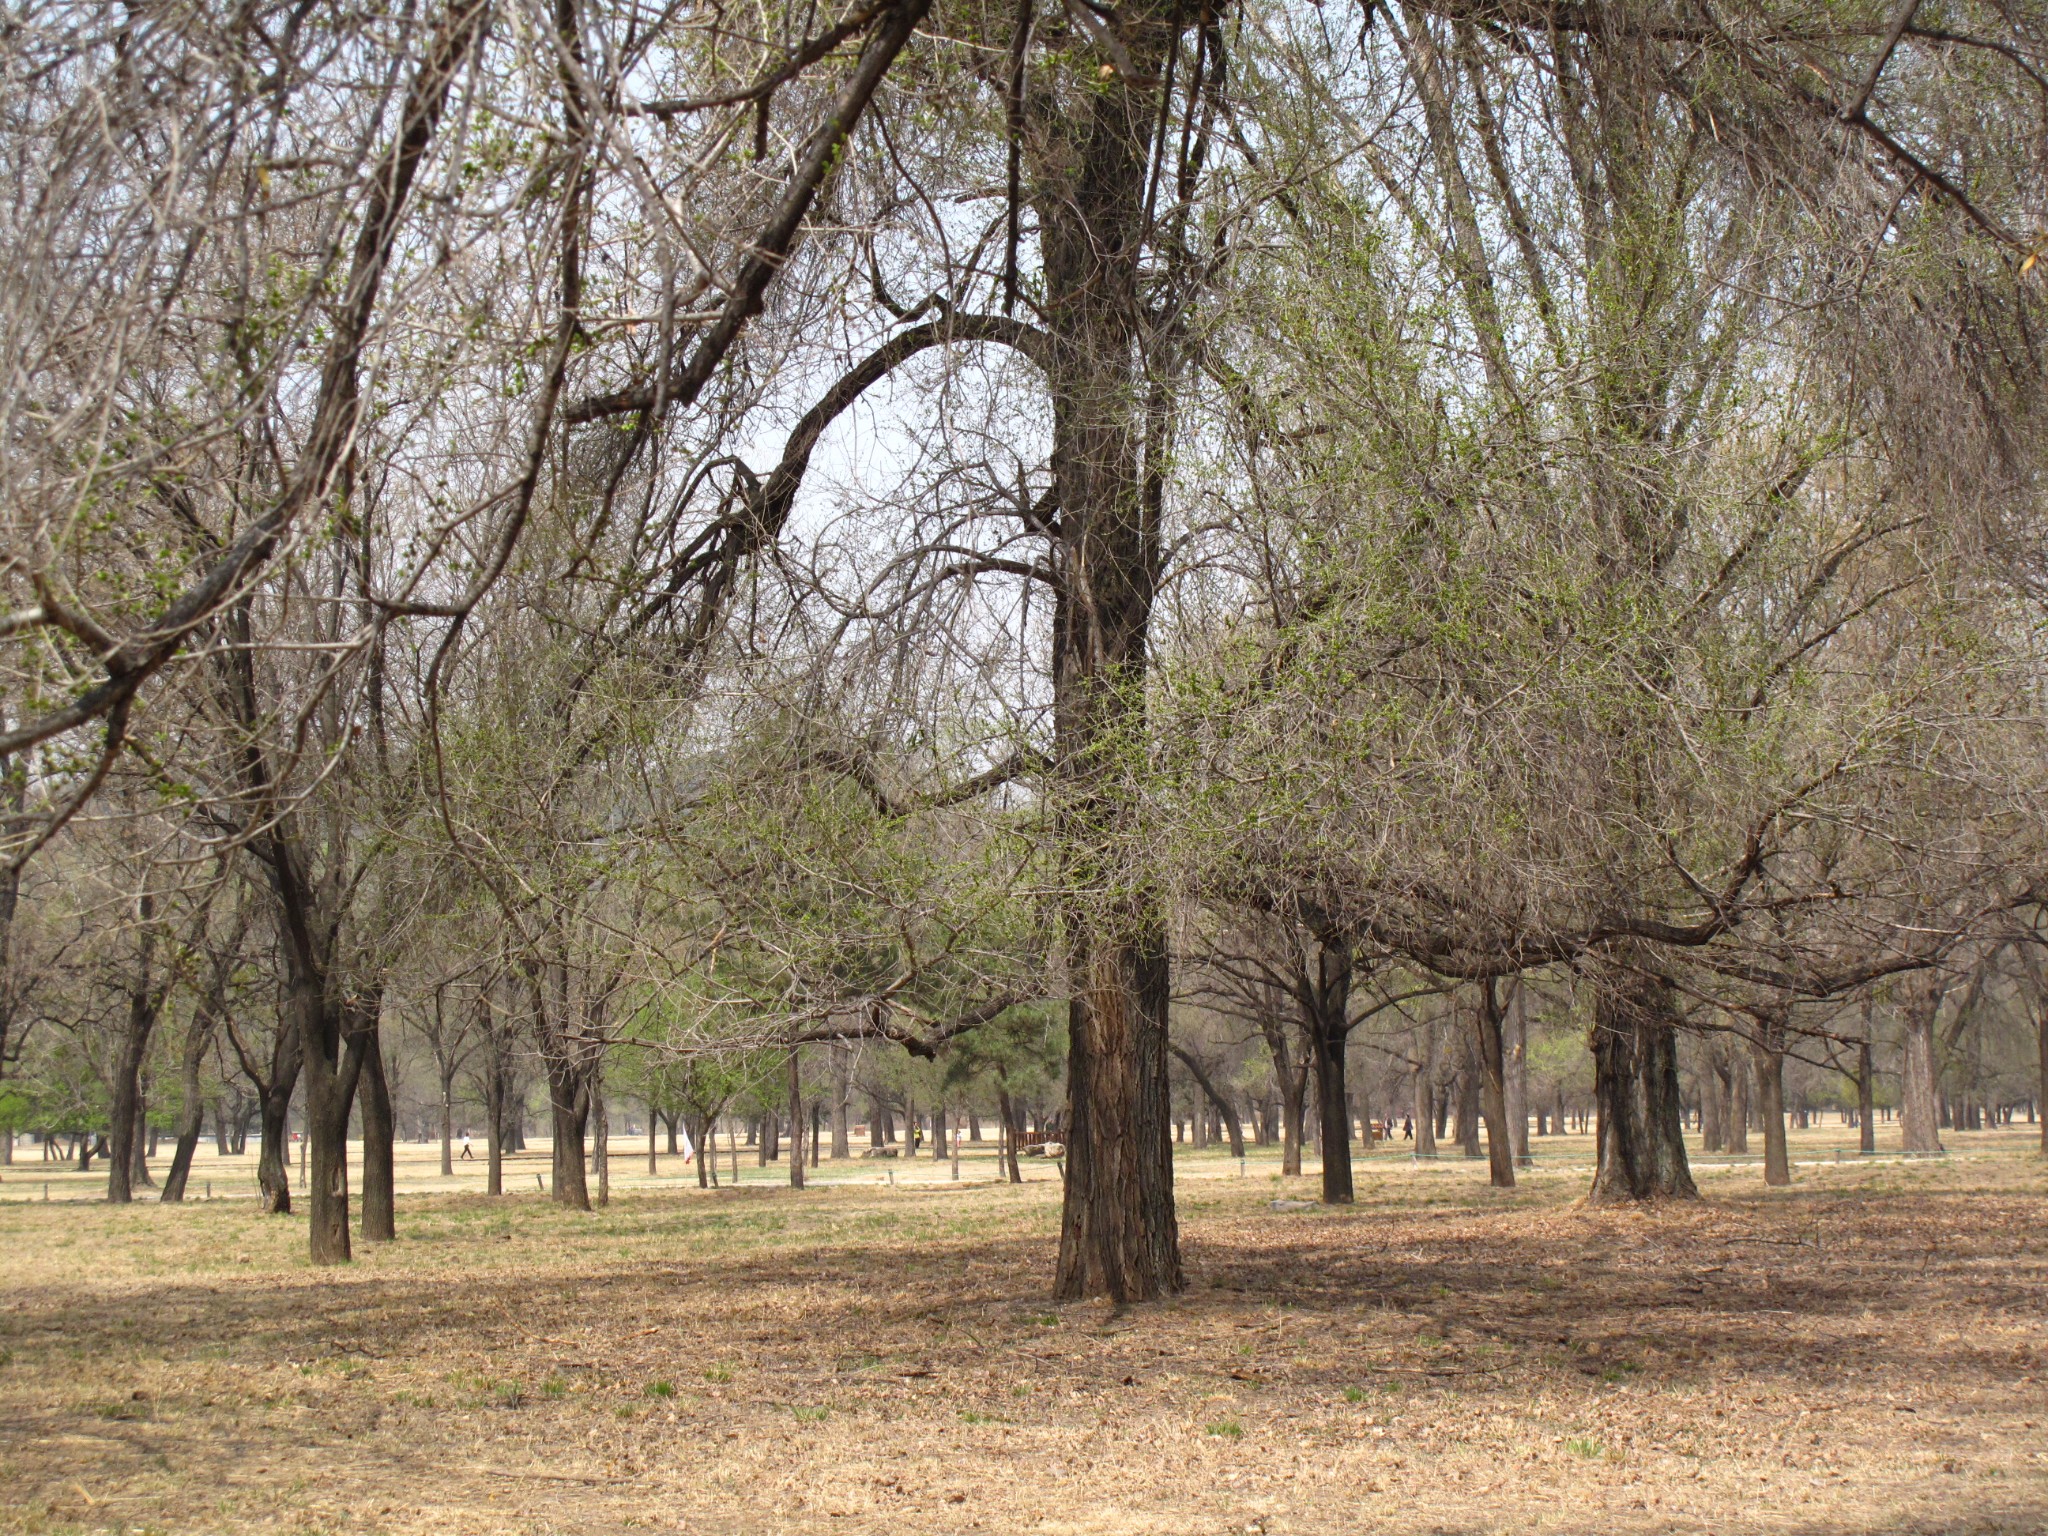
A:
<box><xmin>1475</xmin><ymin>979</ymin><xmax>1514</xmax><ymax>1190</ymax></box>
<box><xmin>161</xmin><ymin>1004</ymin><xmax>219</xmax><ymax>1203</ymax></box>
<box><xmin>357</xmin><ymin>999</ymin><xmax>396</xmax><ymax>1241</ymax></box>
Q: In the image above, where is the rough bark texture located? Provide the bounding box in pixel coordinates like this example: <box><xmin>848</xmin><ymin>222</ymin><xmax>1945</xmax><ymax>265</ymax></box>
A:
<box><xmin>1035</xmin><ymin>1</ymin><xmax>1192</xmax><ymax>1305</ymax></box>
<box><xmin>253</xmin><ymin>1029</ymin><xmax>298</xmax><ymax>1214</ymax></box>
<box><xmin>1900</xmin><ymin>978</ymin><xmax>1945</xmax><ymax>1153</ymax></box>
<box><xmin>1753</xmin><ymin>1015</ymin><xmax>1791</xmax><ymax>1186</ymax></box>
<box><xmin>1859</xmin><ymin>1028</ymin><xmax>1877</xmax><ymax>1156</ymax></box>
<box><xmin>106</xmin><ymin>904</ymin><xmax>159</xmax><ymax>1204</ymax></box>
<box><xmin>1588</xmin><ymin>966</ymin><xmax>1697</xmax><ymax>1203</ymax></box>
<box><xmin>548</xmin><ymin>1063</ymin><xmax>591</xmax><ymax>1210</ymax></box>
<box><xmin>1475</xmin><ymin>979</ymin><xmax>1514</xmax><ymax>1189</ymax></box>
<box><xmin>1303</xmin><ymin>931</ymin><xmax>1355</xmax><ymax>1203</ymax></box>
<box><xmin>1505</xmin><ymin>981</ymin><xmax>1531</xmax><ymax>1167</ymax></box>
<box><xmin>787</xmin><ymin>1048</ymin><xmax>806</xmax><ymax>1190</ymax></box>
<box><xmin>357</xmin><ymin>997</ymin><xmax>396</xmax><ymax>1240</ymax></box>
<box><xmin>831</xmin><ymin>1044</ymin><xmax>852</xmax><ymax>1158</ymax></box>
<box><xmin>1454</xmin><ymin>1023</ymin><xmax>1483</xmax><ymax>1159</ymax></box>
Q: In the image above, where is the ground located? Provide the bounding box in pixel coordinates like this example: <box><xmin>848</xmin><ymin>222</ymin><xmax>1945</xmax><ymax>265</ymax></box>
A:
<box><xmin>3</xmin><ymin>1129</ymin><xmax>2046</xmax><ymax>1535</ymax></box>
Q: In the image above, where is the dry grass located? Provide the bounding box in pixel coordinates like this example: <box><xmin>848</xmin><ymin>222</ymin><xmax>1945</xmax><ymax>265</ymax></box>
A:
<box><xmin>3</xmin><ymin>1132</ymin><xmax>2046</xmax><ymax>1535</ymax></box>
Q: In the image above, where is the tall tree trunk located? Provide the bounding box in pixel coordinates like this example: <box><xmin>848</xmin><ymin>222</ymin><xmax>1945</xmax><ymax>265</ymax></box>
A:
<box><xmin>831</xmin><ymin>1043</ymin><xmax>852</xmax><ymax>1158</ymax></box>
<box><xmin>1275</xmin><ymin>1044</ymin><xmax>1307</xmax><ymax>1177</ymax></box>
<box><xmin>548</xmin><ymin>1063</ymin><xmax>591</xmax><ymax>1210</ymax></box>
<box><xmin>2037</xmin><ymin>1015</ymin><xmax>2048</xmax><ymax>1158</ymax></box>
<box><xmin>1475</xmin><ymin>978</ymin><xmax>1514</xmax><ymax>1189</ymax></box>
<box><xmin>593</xmin><ymin>1079</ymin><xmax>608</xmax><ymax>1207</ymax></box>
<box><xmin>998</xmin><ymin>1084</ymin><xmax>1024</xmax><ymax>1185</ymax></box>
<box><xmin>439</xmin><ymin>1062</ymin><xmax>456</xmax><ymax>1178</ymax></box>
<box><xmin>1305</xmin><ymin>930</ymin><xmax>1355</xmax><ymax>1203</ymax></box>
<box><xmin>1703</xmin><ymin>1043</ymin><xmax>1728</xmax><ymax>1153</ymax></box>
<box><xmin>357</xmin><ymin>997</ymin><xmax>396</xmax><ymax>1241</ymax></box>
<box><xmin>1589</xmin><ymin>965</ymin><xmax>1695</xmax><ymax>1202</ymax></box>
<box><xmin>1505</xmin><ymin>981</ymin><xmax>1530</xmax><ymax>1167</ymax></box>
<box><xmin>1412</xmin><ymin>1022</ymin><xmax>1438</xmax><ymax>1157</ymax></box>
<box><xmin>1727</xmin><ymin>1050</ymin><xmax>1751</xmax><ymax>1154</ymax></box>
<box><xmin>1638</xmin><ymin>984</ymin><xmax>1696</xmax><ymax>1198</ymax></box>
<box><xmin>1859</xmin><ymin>1015</ymin><xmax>1877</xmax><ymax>1157</ymax></box>
<box><xmin>254</xmin><ymin>1033</ymin><xmax>298</xmax><ymax>1214</ymax></box>
<box><xmin>1900</xmin><ymin>980</ymin><xmax>1944</xmax><ymax>1153</ymax></box>
<box><xmin>107</xmin><ymin>902</ymin><xmax>160</xmax><ymax>1205</ymax></box>
<box><xmin>128</xmin><ymin>1090</ymin><xmax>155</xmax><ymax>1190</ymax></box>
<box><xmin>296</xmin><ymin>973</ymin><xmax>369</xmax><ymax>1266</ymax></box>
<box><xmin>787</xmin><ymin>1047</ymin><xmax>806</xmax><ymax>1190</ymax></box>
<box><xmin>485</xmin><ymin>1039</ymin><xmax>507</xmax><ymax>1196</ymax></box>
<box><xmin>1032</xmin><ymin>2</ymin><xmax>1191</xmax><ymax>1306</ymax></box>
<box><xmin>1454</xmin><ymin>1023</ymin><xmax>1483</xmax><ymax>1159</ymax></box>
<box><xmin>1753</xmin><ymin>1014</ymin><xmax>1791</xmax><ymax>1186</ymax></box>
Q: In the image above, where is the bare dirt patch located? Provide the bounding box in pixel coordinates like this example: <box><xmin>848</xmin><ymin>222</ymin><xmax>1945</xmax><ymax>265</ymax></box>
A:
<box><xmin>3</xmin><ymin>1144</ymin><xmax>2045</xmax><ymax>1535</ymax></box>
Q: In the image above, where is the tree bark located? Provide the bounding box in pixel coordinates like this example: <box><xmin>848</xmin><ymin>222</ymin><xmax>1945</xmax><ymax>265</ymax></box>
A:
<box><xmin>1304</xmin><ymin>929</ymin><xmax>1355</xmax><ymax>1203</ymax></box>
<box><xmin>787</xmin><ymin>1047</ymin><xmax>806</xmax><ymax>1190</ymax></box>
<box><xmin>1859</xmin><ymin>1011</ymin><xmax>1877</xmax><ymax>1157</ymax></box>
<box><xmin>1703</xmin><ymin>1040</ymin><xmax>1728</xmax><ymax>1153</ymax></box>
<box><xmin>998</xmin><ymin>1084</ymin><xmax>1024</xmax><ymax>1184</ymax></box>
<box><xmin>1412</xmin><ymin>1021</ymin><xmax>1438</xmax><ymax>1157</ymax></box>
<box><xmin>1454</xmin><ymin>1020</ymin><xmax>1483</xmax><ymax>1159</ymax></box>
<box><xmin>1900</xmin><ymin>977</ymin><xmax>1944</xmax><ymax>1153</ymax></box>
<box><xmin>107</xmin><ymin>899</ymin><xmax>160</xmax><ymax>1204</ymax></box>
<box><xmin>1033</xmin><ymin>0</ymin><xmax>1192</xmax><ymax>1305</ymax></box>
<box><xmin>593</xmin><ymin>1079</ymin><xmax>608</xmax><ymax>1207</ymax></box>
<box><xmin>485</xmin><ymin>1032</ymin><xmax>507</xmax><ymax>1196</ymax></box>
<box><xmin>1589</xmin><ymin>965</ymin><xmax>1696</xmax><ymax>1202</ymax></box>
<box><xmin>1753</xmin><ymin>1013</ymin><xmax>1791</xmax><ymax>1186</ymax></box>
<box><xmin>548</xmin><ymin>1061</ymin><xmax>591</xmax><ymax>1210</ymax></box>
<box><xmin>161</xmin><ymin>998</ymin><xmax>221</xmax><ymax>1203</ymax></box>
<box><xmin>256</xmin><ymin>1045</ymin><xmax>297</xmax><ymax>1213</ymax></box>
<box><xmin>357</xmin><ymin>995</ymin><xmax>396</xmax><ymax>1241</ymax></box>
<box><xmin>1505</xmin><ymin>980</ymin><xmax>1530</xmax><ymax>1167</ymax></box>
<box><xmin>831</xmin><ymin>1043</ymin><xmax>852</xmax><ymax>1158</ymax></box>
<box><xmin>1475</xmin><ymin>978</ymin><xmax>1514</xmax><ymax>1189</ymax></box>
<box><xmin>2037</xmin><ymin>1013</ymin><xmax>2048</xmax><ymax>1158</ymax></box>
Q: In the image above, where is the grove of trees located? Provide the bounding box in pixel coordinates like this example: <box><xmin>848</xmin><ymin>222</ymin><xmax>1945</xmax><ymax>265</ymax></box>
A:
<box><xmin>3</xmin><ymin>0</ymin><xmax>2048</xmax><ymax>1301</ymax></box>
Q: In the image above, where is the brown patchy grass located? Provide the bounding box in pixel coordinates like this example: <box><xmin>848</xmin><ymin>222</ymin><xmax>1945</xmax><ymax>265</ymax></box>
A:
<box><xmin>2</xmin><ymin>1136</ymin><xmax>2046</xmax><ymax>1535</ymax></box>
